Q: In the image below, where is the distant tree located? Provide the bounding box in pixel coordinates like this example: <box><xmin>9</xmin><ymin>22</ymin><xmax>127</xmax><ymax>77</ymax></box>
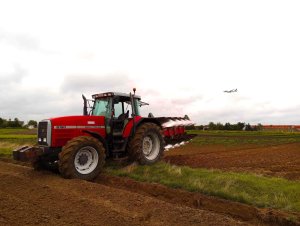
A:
<box><xmin>6</xmin><ymin>118</ymin><xmax>23</xmax><ymax>128</ymax></box>
<box><xmin>6</xmin><ymin>118</ymin><xmax>13</xmax><ymax>127</ymax></box>
<box><xmin>205</xmin><ymin>122</ymin><xmax>259</xmax><ymax>131</ymax></box>
<box><xmin>208</xmin><ymin>122</ymin><xmax>216</xmax><ymax>130</ymax></box>
<box><xmin>236</xmin><ymin>122</ymin><xmax>245</xmax><ymax>130</ymax></box>
<box><xmin>256</xmin><ymin>123</ymin><xmax>263</xmax><ymax>131</ymax></box>
<box><xmin>14</xmin><ymin>118</ymin><xmax>23</xmax><ymax>127</ymax></box>
<box><xmin>27</xmin><ymin>120</ymin><xmax>38</xmax><ymax>128</ymax></box>
<box><xmin>196</xmin><ymin>125</ymin><xmax>204</xmax><ymax>130</ymax></box>
<box><xmin>215</xmin><ymin>122</ymin><xmax>224</xmax><ymax>130</ymax></box>
<box><xmin>244</xmin><ymin>123</ymin><xmax>252</xmax><ymax>131</ymax></box>
<box><xmin>224</xmin><ymin>122</ymin><xmax>231</xmax><ymax>130</ymax></box>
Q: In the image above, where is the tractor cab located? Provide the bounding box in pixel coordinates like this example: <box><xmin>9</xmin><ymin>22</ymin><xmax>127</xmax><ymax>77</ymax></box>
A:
<box><xmin>87</xmin><ymin>91</ymin><xmax>148</xmax><ymax>156</ymax></box>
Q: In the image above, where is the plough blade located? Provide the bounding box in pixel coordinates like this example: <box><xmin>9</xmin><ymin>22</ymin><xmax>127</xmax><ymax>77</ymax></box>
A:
<box><xmin>13</xmin><ymin>146</ymin><xmax>43</xmax><ymax>162</ymax></box>
<box><xmin>164</xmin><ymin>134</ymin><xmax>197</xmax><ymax>151</ymax></box>
<box><xmin>155</xmin><ymin>116</ymin><xmax>197</xmax><ymax>151</ymax></box>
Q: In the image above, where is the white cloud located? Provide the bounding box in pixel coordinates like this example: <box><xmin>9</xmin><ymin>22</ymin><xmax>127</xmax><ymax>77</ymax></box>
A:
<box><xmin>0</xmin><ymin>0</ymin><xmax>300</xmax><ymax>124</ymax></box>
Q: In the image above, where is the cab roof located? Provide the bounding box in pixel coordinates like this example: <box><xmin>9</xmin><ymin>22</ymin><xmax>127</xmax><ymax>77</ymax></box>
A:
<box><xmin>92</xmin><ymin>92</ymin><xmax>141</xmax><ymax>100</ymax></box>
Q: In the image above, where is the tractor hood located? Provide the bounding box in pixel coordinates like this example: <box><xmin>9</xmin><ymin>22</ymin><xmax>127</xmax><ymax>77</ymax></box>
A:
<box><xmin>39</xmin><ymin>115</ymin><xmax>106</xmax><ymax>147</ymax></box>
<box><xmin>49</xmin><ymin>115</ymin><xmax>106</xmax><ymax>129</ymax></box>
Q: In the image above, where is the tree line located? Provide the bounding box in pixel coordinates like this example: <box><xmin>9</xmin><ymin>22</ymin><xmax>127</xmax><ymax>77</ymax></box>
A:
<box><xmin>0</xmin><ymin>117</ymin><xmax>37</xmax><ymax>128</ymax></box>
<box><xmin>188</xmin><ymin>122</ymin><xmax>263</xmax><ymax>131</ymax></box>
<box><xmin>0</xmin><ymin>117</ymin><xmax>262</xmax><ymax>131</ymax></box>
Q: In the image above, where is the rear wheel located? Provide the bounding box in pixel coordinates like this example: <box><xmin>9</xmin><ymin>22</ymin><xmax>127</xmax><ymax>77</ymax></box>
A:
<box><xmin>128</xmin><ymin>123</ymin><xmax>164</xmax><ymax>164</ymax></box>
<box><xmin>58</xmin><ymin>136</ymin><xmax>105</xmax><ymax>181</ymax></box>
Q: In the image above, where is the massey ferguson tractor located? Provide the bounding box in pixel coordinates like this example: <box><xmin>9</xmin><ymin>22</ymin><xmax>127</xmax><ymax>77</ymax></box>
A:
<box><xmin>13</xmin><ymin>89</ymin><xmax>194</xmax><ymax>181</ymax></box>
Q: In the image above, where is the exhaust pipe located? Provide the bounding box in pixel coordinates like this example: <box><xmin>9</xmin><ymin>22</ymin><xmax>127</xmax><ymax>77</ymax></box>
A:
<box><xmin>82</xmin><ymin>94</ymin><xmax>88</xmax><ymax>116</ymax></box>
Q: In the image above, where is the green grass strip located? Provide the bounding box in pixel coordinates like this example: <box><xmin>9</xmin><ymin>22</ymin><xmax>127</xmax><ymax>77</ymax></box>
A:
<box><xmin>0</xmin><ymin>134</ymin><xmax>36</xmax><ymax>139</ymax></box>
<box><xmin>107</xmin><ymin>162</ymin><xmax>300</xmax><ymax>212</ymax></box>
<box><xmin>0</xmin><ymin>140</ymin><xmax>36</xmax><ymax>157</ymax></box>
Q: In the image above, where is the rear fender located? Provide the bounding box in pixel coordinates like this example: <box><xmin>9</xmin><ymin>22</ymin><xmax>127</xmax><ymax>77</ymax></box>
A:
<box><xmin>123</xmin><ymin>117</ymin><xmax>162</xmax><ymax>138</ymax></box>
<box><xmin>135</xmin><ymin>118</ymin><xmax>162</xmax><ymax>129</ymax></box>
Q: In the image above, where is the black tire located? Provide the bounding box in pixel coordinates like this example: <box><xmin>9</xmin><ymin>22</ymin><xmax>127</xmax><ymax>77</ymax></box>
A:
<box><xmin>58</xmin><ymin>136</ymin><xmax>105</xmax><ymax>181</ymax></box>
<box><xmin>128</xmin><ymin>122</ymin><xmax>164</xmax><ymax>165</ymax></box>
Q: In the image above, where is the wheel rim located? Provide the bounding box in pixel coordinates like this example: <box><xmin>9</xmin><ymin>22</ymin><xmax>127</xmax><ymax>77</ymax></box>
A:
<box><xmin>74</xmin><ymin>146</ymin><xmax>99</xmax><ymax>175</ymax></box>
<box><xmin>142</xmin><ymin>132</ymin><xmax>160</xmax><ymax>161</ymax></box>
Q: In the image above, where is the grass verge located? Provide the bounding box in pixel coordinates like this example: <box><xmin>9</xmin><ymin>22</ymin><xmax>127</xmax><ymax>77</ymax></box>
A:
<box><xmin>107</xmin><ymin>162</ymin><xmax>300</xmax><ymax>212</ymax></box>
<box><xmin>0</xmin><ymin>129</ymin><xmax>37</xmax><ymax>157</ymax></box>
<box><xmin>0</xmin><ymin>140</ymin><xmax>36</xmax><ymax>157</ymax></box>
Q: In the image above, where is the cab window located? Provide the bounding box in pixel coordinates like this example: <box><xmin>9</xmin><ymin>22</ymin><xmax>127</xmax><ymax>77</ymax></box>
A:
<box><xmin>113</xmin><ymin>102</ymin><xmax>123</xmax><ymax>118</ymax></box>
<box><xmin>92</xmin><ymin>98</ymin><xmax>112</xmax><ymax>118</ymax></box>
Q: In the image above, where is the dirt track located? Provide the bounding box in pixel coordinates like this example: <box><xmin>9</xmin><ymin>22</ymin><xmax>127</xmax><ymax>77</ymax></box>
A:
<box><xmin>164</xmin><ymin>143</ymin><xmax>300</xmax><ymax>180</ymax></box>
<box><xmin>0</xmin><ymin>161</ymin><xmax>250</xmax><ymax>226</ymax></box>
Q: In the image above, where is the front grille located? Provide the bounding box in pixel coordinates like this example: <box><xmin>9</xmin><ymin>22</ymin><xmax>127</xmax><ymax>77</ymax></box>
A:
<box><xmin>38</xmin><ymin>121</ymin><xmax>49</xmax><ymax>146</ymax></box>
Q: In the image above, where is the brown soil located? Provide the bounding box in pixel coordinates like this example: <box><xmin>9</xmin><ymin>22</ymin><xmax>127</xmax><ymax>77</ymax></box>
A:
<box><xmin>97</xmin><ymin>174</ymin><xmax>300</xmax><ymax>226</ymax></box>
<box><xmin>164</xmin><ymin>143</ymin><xmax>300</xmax><ymax>180</ymax></box>
<box><xmin>0</xmin><ymin>161</ymin><xmax>251</xmax><ymax>226</ymax></box>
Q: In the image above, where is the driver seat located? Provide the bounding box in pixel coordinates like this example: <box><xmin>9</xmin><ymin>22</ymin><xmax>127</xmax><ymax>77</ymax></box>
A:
<box><xmin>113</xmin><ymin>110</ymin><xmax>129</xmax><ymax>135</ymax></box>
<box><xmin>117</xmin><ymin>110</ymin><xmax>129</xmax><ymax>121</ymax></box>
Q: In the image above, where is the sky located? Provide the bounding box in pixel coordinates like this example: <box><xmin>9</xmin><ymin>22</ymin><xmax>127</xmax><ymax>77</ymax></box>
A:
<box><xmin>0</xmin><ymin>0</ymin><xmax>300</xmax><ymax>125</ymax></box>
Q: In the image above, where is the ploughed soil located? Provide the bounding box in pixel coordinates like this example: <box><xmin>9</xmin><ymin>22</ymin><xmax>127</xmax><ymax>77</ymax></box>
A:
<box><xmin>0</xmin><ymin>161</ymin><xmax>252</xmax><ymax>226</ymax></box>
<box><xmin>164</xmin><ymin>142</ymin><xmax>300</xmax><ymax>180</ymax></box>
<box><xmin>1</xmin><ymin>160</ymin><xmax>299</xmax><ymax>226</ymax></box>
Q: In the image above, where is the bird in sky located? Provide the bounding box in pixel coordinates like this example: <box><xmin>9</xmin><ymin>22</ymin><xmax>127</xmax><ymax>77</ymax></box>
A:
<box><xmin>224</xmin><ymin>89</ymin><xmax>238</xmax><ymax>93</ymax></box>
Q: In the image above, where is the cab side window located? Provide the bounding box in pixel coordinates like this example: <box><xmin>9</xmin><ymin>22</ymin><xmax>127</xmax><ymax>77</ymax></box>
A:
<box><xmin>113</xmin><ymin>102</ymin><xmax>123</xmax><ymax>118</ymax></box>
<box><xmin>124</xmin><ymin>101</ymin><xmax>132</xmax><ymax>118</ymax></box>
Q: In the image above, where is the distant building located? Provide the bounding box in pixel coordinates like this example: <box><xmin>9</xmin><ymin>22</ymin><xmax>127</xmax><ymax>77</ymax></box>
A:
<box><xmin>28</xmin><ymin>125</ymin><xmax>35</xmax><ymax>129</ymax></box>
<box><xmin>262</xmin><ymin>125</ymin><xmax>300</xmax><ymax>132</ymax></box>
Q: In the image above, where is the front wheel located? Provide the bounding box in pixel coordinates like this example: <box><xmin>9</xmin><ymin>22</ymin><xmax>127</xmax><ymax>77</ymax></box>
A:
<box><xmin>128</xmin><ymin>123</ymin><xmax>164</xmax><ymax>164</ymax></box>
<box><xmin>58</xmin><ymin>136</ymin><xmax>105</xmax><ymax>181</ymax></box>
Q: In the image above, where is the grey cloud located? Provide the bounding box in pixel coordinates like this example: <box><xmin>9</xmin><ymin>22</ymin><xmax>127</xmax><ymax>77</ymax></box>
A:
<box><xmin>0</xmin><ymin>31</ymin><xmax>40</xmax><ymax>51</ymax></box>
<box><xmin>0</xmin><ymin>65</ymin><xmax>27</xmax><ymax>87</ymax></box>
<box><xmin>0</xmin><ymin>87</ymin><xmax>83</xmax><ymax>122</ymax></box>
<box><xmin>171</xmin><ymin>95</ymin><xmax>203</xmax><ymax>106</ymax></box>
<box><xmin>139</xmin><ymin>89</ymin><xmax>161</xmax><ymax>97</ymax></box>
<box><xmin>140</xmin><ymin>98</ymin><xmax>190</xmax><ymax>118</ymax></box>
<box><xmin>1</xmin><ymin>71</ymin><xmax>135</xmax><ymax>122</ymax></box>
<box><xmin>61</xmin><ymin>73</ymin><xmax>133</xmax><ymax>95</ymax></box>
<box><xmin>1</xmin><ymin>69</ymin><xmax>300</xmax><ymax>125</ymax></box>
<box><xmin>0</xmin><ymin>67</ymin><xmax>80</xmax><ymax>121</ymax></box>
<box><xmin>191</xmin><ymin>104</ymin><xmax>300</xmax><ymax>125</ymax></box>
<box><xmin>139</xmin><ymin>90</ymin><xmax>203</xmax><ymax>118</ymax></box>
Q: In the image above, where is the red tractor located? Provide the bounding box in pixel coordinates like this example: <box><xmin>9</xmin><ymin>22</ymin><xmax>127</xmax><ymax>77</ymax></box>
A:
<box><xmin>13</xmin><ymin>89</ymin><xmax>194</xmax><ymax>181</ymax></box>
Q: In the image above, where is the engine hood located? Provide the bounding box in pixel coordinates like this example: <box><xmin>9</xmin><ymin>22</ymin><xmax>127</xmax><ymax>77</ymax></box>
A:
<box><xmin>45</xmin><ymin>115</ymin><xmax>106</xmax><ymax>147</ymax></box>
<box><xmin>49</xmin><ymin>115</ymin><xmax>105</xmax><ymax>128</ymax></box>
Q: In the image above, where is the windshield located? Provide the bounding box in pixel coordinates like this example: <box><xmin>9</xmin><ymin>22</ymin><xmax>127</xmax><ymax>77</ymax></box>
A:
<box><xmin>92</xmin><ymin>98</ymin><xmax>112</xmax><ymax>117</ymax></box>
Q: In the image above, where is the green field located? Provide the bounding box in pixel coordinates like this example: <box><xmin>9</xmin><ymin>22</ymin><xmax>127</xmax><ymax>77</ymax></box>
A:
<box><xmin>188</xmin><ymin>130</ymin><xmax>300</xmax><ymax>146</ymax></box>
<box><xmin>0</xmin><ymin>128</ymin><xmax>36</xmax><ymax>157</ymax></box>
